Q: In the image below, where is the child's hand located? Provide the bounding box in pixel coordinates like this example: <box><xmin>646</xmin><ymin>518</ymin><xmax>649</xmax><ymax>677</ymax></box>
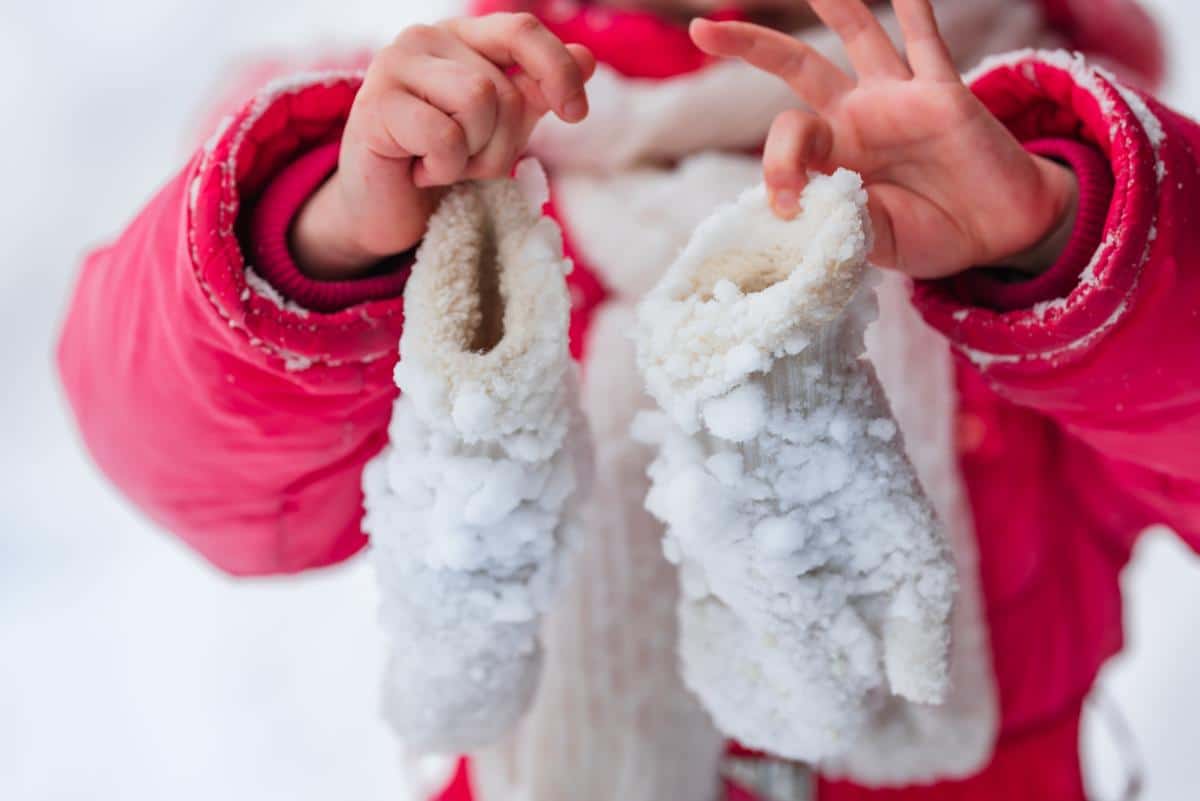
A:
<box><xmin>293</xmin><ymin>14</ymin><xmax>596</xmax><ymax>278</ymax></box>
<box><xmin>691</xmin><ymin>0</ymin><xmax>1078</xmax><ymax>279</ymax></box>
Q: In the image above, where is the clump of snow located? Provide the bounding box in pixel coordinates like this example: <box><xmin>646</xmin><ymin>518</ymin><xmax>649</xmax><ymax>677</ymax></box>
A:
<box><xmin>701</xmin><ymin>383</ymin><xmax>767</xmax><ymax>443</ymax></box>
<box><xmin>362</xmin><ymin>165</ymin><xmax>590</xmax><ymax>753</ymax></box>
<box><xmin>1114</xmin><ymin>81</ymin><xmax>1166</xmax><ymax>148</ymax></box>
<box><xmin>244</xmin><ymin>266</ymin><xmax>311</xmax><ymax>317</ymax></box>
<box><xmin>1104</xmin><ymin>69</ymin><xmax>1168</xmax><ymax>182</ymax></box>
<box><xmin>633</xmin><ymin>173</ymin><xmax>956</xmax><ymax>763</ymax></box>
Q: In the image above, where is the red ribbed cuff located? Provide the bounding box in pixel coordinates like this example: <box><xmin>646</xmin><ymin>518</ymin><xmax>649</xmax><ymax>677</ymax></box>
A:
<box><xmin>247</xmin><ymin>141</ymin><xmax>412</xmax><ymax>313</ymax></box>
<box><xmin>932</xmin><ymin>138</ymin><xmax>1114</xmax><ymax>313</ymax></box>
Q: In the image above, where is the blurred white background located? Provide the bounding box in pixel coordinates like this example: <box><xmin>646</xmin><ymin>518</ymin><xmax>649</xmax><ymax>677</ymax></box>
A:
<box><xmin>2</xmin><ymin>1</ymin><xmax>1199</xmax><ymax>799</ymax></box>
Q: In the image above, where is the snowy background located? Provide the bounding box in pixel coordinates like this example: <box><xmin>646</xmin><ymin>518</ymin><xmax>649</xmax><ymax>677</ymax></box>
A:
<box><xmin>3</xmin><ymin>1</ymin><xmax>1199</xmax><ymax>799</ymax></box>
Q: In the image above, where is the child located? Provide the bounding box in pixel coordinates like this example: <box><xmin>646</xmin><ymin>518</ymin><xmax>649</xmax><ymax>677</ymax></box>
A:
<box><xmin>57</xmin><ymin>1</ymin><xmax>1194</xmax><ymax>800</ymax></box>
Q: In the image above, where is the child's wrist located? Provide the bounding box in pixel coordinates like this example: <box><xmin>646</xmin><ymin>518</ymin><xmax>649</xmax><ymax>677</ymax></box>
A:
<box><xmin>982</xmin><ymin>157</ymin><xmax>1080</xmax><ymax>277</ymax></box>
<box><xmin>291</xmin><ymin>176</ymin><xmax>390</xmax><ymax>280</ymax></box>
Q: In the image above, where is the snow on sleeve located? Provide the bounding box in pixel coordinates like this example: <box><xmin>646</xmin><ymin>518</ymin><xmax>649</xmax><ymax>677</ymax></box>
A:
<box><xmin>633</xmin><ymin>171</ymin><xmax>956</xmax><ymax>763</ymax></box>
<box><xmin>361</xmin><ymin>162</ymin><xmax>591</xmax><ymax>754</ymax></box>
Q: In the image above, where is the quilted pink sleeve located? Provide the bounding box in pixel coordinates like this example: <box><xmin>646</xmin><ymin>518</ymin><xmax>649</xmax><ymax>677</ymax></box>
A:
<box><xmin>914</xmin><ymin>52</ymin><xmax>1200</xmax><ymax>545</ymax></box>
<box><xmin>57</xmin><ymin>70</ymin><xmax>407</xmax><ymax>575</ymax></box>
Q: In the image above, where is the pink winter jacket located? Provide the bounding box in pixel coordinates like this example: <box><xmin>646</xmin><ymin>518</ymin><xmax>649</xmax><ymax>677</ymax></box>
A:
<box><xmin>56</xmin><ymin>1</ymin><xmax>1197</xmax><ymax>799</ymax></box>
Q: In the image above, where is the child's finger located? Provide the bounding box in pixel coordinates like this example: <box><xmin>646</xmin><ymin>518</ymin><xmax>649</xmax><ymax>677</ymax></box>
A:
<box><xmin>763</xmin><ymin>108</ymin><xmax>834</xmax><ymax>219</ymax></box>
<box><xmin>512</xmin><ymin>43</ymin><xmax>595</xmax><ymax>120</ymax></box>
<box><xmin>567</xmin><ymin>43</ymin><xmax>597</xmax><ymax>85</ymax></box>
<box><xmin>373</xmin><ymin>91</ymin><xmax>469</xmax><ymax>187</ymax></box>
<box><xmin>690</xmin><ymin>20</ymin><xmax>852</xmax><ymax>111</ymax></box>
<box><xmin>448</xmin><ymin>13</ymin><xmax>591</xmax><ymax>123</ymax></box>
<box><xmin>806</xmin><ymin>0</ymin><xmax>911</xmax><ymax>79</ymax></box>
<box><xmin>462</xmin><ymin>43</ymin><xmax>593</xmax><ymax>180</ymax></box>
<box><xmin>463</xmin><ymin>73</ymin><xmax>526</xmax><ymax>179</ymax></box>
<box><xmin>891</xmin><ymin>0</ymin><xmax>958</xmax><ymax>81</ymax></box>
<box><xmin>401</xmin><ymin>59</ymin><xmax>499</xmax><ymax>157</ymax></box>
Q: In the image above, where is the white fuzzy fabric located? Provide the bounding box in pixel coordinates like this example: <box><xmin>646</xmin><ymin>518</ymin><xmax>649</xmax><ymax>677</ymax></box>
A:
<box><xmin>473</xmin><ymin>303</ymin><xmax>725</xmax><ymax>801</ymax></box>
<box><xmin>361</xmin><ymin>161</ymin><xmax>590</xmax><ymax>754</ymax></box>
<box><xmin>633</xmin><ymin>173</ymin><xmax>956</xmax><ymax>763</ymax></box>
<box><xmin>553</xmin><ymin>154</ymin><xmax>764</xmax><ymax>300</ymax></box>
<box><xmin>360</xmin><ymin>0</ymin><xmax>1059</xmax><ymax>785</ymax></box>
<box><xmin>827</xmin><ymin>273</ymin><xmax>999</xmax><ymax>786</ymax></box>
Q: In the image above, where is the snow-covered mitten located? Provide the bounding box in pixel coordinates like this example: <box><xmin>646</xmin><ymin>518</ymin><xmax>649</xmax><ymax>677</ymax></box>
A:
<box><xmin>634</xmin><ymin>170</ymin><xmax>955</xmax><ymax>763</ymax></box>
<box><xmin>362</xmin><ymin>162</ymin><xmax>590</xmax><ymax>754</ymax></box>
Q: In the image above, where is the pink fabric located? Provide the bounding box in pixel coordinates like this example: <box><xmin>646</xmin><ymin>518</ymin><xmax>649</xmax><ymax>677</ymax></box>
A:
<box><xmin>1040</xmin><ymin>0</ymin><xmax>1165</xmax><ymax>87</ymax></box>
<box><xmin>914</xmin><ymin>62</ymin><xmax>1161</xmax><ymax>367</ymax></box>
<box><xmin>59</xmin><ymin>75</ymin><xmax>405</xmax><ymax>575</ymax></box>
<box><xmin>467</xmin><ymin>0</ymin><xmax>1165</xmax><ymax>88</ymax></box>
<box><xmin>56</xmin><ymin>1</ymin><xmax>1191</xmax><ymax>800</ymax></box>
<box><xmin>55</xmin><ymin>68</ymin><xmax>611</xmax><ymax>576</ymax></box>
<box><xmin>248</xmin><ymin>140</ymin><xmax>412</xmax><ymax>313</ymax></box>
<box><xmin>906</xmin><ymin>52</ymin><xmax>1200</xmax><ymax>777</ymax></box>
<box><xmin>941</xmin><ymin>138</ymin><xmax>1114</xmax><ymax>312</ymax></box>
<box><xmin>469</xmin><ymin>0</ymin><xmax>744</xmax><ymax>79</ymax></box>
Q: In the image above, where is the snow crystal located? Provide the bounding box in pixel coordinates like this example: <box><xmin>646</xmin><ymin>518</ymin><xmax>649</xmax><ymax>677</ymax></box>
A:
<box><xmin>1031</xmin><ymin>296</ymin><xmax>1069</xmax><ymax>320</ymax></box>
<box><xmin>969</xmin><ymin>49</ymin><xmax>1115</xmax><ymax>118</ymax></box>
<box><xmin>1117</xmin><ymin>82</ymin><xmax>1166</xmax><ymax>148</ymax></box>
<box><xmin>866</xmin><ymin>419</ymin><xmax>897</xmax><ymax>441</ymax></box>
<box><xmin>362</xmin><ymin>173</ymin><xmax>589</xmax><ymax>754</ymax></box>
<box><xmin>257</xmin><ymin>68</ymin><xmax>365</xmax><ymax>103</ymax></box>
<box><xmin>1079</xmin><ymin>233</ymin><xmax>1117</xmax><ymax>287</ymax></box>
<box><xmin>244</xmin><ymin>266</ymin><xmax>310</xmax><ymax>317</ymax></box>
<box><xmin>705</xmin><ymin>451</ymin><xmax>745</xmax><ymax>487</ymax></box>
<box><xmin>1105</xmin><ymin>70</ymin><xmax>1167</xmax><ymax>182</ymax></box>
<box><xmin>201</xmin><ymin>113</ymin><xmax>235</xmax><ymax>157</ymax></box>
<box><xmin>187</xmin><ymin>170</ymin><xmax>204</xmax><ymax>215</ymax></box>
<box><xmin>283</xmin><ymin>354</ymin><xmax>314</xmax><ymax>372</ymax></box>
<box><xmin>754</xmin><ymin>516</ymin><xmax>807</xmax><ymax>557</ymax></box>
<box><xmin>449</xmin><ymin>385</ymin><xmax>498</xmax><ymax>436</ymax></box>
<box><xmin>701</xmin><ymin>383</ymin><xmax>767</xmax><ymax>442</ymax></box>
<box><xmin>634</xmin><ymin>173</ymin><xmax>955</xmax><ymax>763</ymax></box>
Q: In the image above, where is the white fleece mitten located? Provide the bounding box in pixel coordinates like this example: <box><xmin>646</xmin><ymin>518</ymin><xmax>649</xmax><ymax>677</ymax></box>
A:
<box><xmin>362</xmin><ymin>162</ymin><xmax>590</xmax><ymax>754</ymax></box>
<box><xmin>634</xmin><ymin>171</ymin><xmax>955</xmax><ymax>763</ymax></box>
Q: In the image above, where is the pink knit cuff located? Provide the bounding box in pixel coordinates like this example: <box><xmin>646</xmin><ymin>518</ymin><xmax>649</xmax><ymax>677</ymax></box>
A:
<box><xmin>247</xmin><ymin>141</ymin><xmax>412</xmax><ymax>313</ymax></box>
<box><xmin>931</xmin><ymin>139</ymin><xmax>1114</xmax><ymax>313</ymax></box>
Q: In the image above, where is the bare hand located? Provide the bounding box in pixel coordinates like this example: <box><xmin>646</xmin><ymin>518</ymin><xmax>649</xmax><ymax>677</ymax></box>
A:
<box><xmin>691</xmin><ymin>0</ymin><xmax>1078</xmax><ymax>278</ymax></box>
<box><xmin>293</xmin><ymin>13</ymin><xmax>596</xmax><ymax>278</ymax></box>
